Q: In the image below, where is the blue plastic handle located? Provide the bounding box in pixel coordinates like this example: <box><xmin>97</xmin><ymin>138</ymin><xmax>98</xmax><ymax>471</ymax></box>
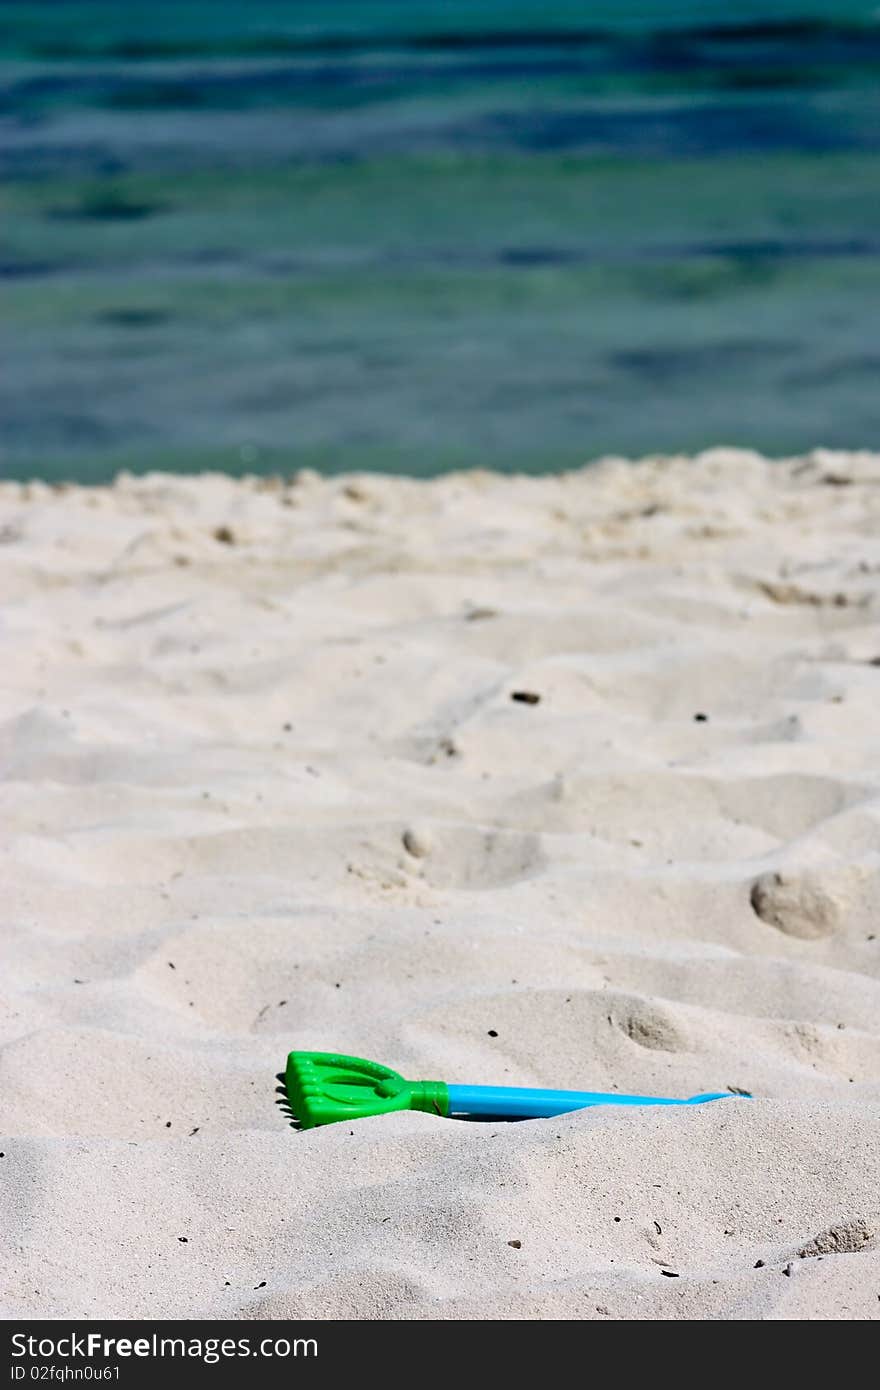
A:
<box><xmin>446</xmin><ymin>1084</ymin><xmax>733</xmax><ymax>1120</ymax></box>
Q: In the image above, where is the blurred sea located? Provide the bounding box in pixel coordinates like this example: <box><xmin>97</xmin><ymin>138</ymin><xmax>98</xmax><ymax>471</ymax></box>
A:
<box><xmin>2</xmin><ymin>0</ymin><xmax>879</xmax><ymax>481</ymax></box>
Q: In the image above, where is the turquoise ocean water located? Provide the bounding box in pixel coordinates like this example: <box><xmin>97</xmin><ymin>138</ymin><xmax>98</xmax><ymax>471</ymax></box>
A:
<box><xmin>2</xmin><ymin>1</ymin><xmax>879</xmax><ymax>480</ymax></box>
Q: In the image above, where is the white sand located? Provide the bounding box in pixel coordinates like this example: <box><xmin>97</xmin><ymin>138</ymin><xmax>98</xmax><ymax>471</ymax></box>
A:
<box><xmin>1</xmin><ymin>448</ymin><xmax>879</xmax><ymax>1321</ymax></box>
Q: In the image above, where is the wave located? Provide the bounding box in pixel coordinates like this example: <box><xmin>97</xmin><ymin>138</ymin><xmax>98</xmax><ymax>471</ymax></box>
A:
<box><xmin>17</xmin><ymin>18</ymin><xmax>880</xmax><ymax>63</ymax></box>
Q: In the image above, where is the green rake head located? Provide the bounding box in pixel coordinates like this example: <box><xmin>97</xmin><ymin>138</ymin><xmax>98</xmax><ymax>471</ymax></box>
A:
<box><xmin>285</xmin><ymin>1050</ymin><xmax>449</xmax><ymax>1129</ymax></box>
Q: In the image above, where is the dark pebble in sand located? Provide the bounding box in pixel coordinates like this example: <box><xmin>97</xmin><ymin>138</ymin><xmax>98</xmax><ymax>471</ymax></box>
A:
<box><xmin>487</xmin><ymin>1029</ymin><xmax>498</xmax><ymax>1037</ymax></box>
<box><xmin>507</xmin><ymin>1240</ymin><xmax>522</xmax><ymax>1249</ymax></box>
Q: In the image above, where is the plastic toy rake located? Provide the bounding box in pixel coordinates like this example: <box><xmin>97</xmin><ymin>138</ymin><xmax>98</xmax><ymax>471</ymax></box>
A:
<box><xmin>285</xmin><ymin>1051</ymin><xmax>736</xmax><ymax>1130</ymax></box>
